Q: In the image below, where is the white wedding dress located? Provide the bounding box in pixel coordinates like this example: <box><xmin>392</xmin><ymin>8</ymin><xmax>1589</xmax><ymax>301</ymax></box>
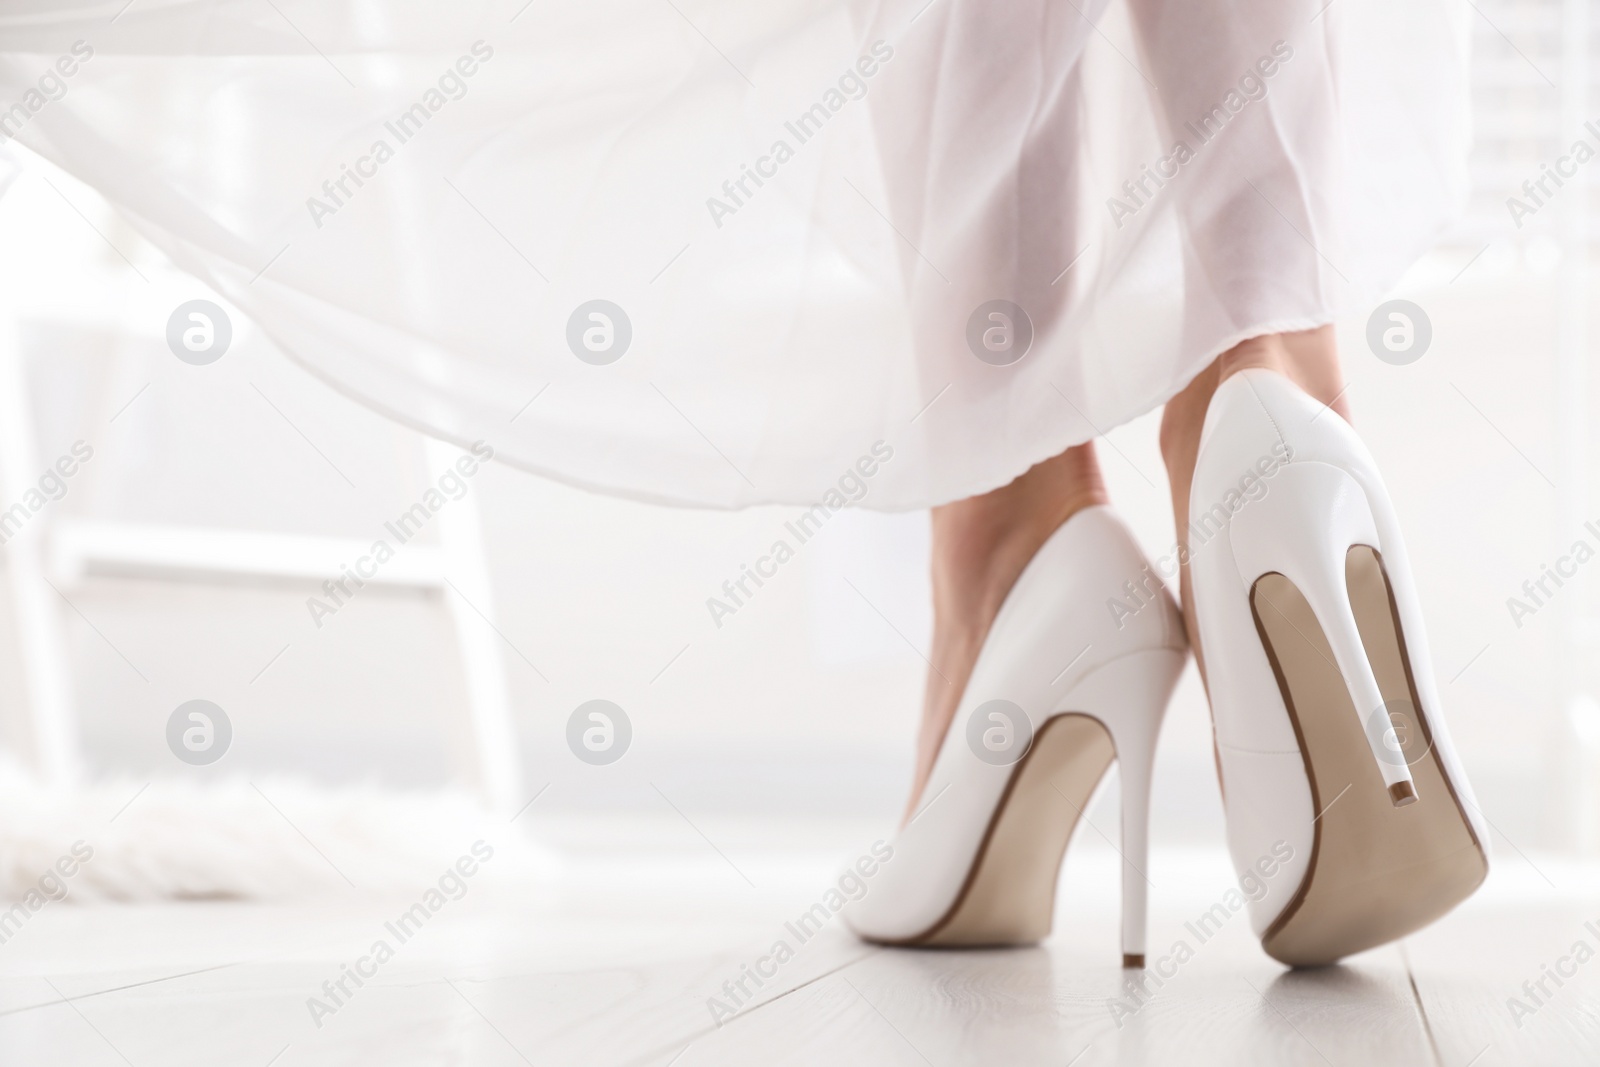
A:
<box><xmin>0</xmin><ymin>0</ymin><xmax>1469</xmax><ymax>509</ymax></box>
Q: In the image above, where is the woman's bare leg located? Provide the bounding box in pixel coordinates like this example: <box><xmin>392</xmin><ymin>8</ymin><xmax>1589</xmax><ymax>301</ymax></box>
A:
<box><xmin>1157</xmin><ymin>325</ymin><xmax>1348</xmax><ymax>681</ymax></box>
<box><xmin>906</xmin><ymin>442</ymin><xmax>1108</xmax><ymax>821</ymax></box>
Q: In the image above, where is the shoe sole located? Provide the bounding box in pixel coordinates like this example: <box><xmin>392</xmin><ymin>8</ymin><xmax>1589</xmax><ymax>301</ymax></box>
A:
<box><xmin>1251</xmin><ymin>545</ymin><xmax>1487</xmax><ymax>967</ymax></box>
<box><xmin>862</xmin><ymin>713</ymin><xmax>1114</xmax><ymax>948</ymax></box>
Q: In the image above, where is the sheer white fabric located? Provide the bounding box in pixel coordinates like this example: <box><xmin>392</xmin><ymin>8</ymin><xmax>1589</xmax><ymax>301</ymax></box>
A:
<box><xmin>0</xmin><ymin>0</ymin><xmax>1469</xmax><ymax>509</ymax></box>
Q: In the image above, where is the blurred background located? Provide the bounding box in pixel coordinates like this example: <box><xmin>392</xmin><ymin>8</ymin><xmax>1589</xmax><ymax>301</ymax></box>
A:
<box><xmin>0</xmin><ymin>0</ymin><xmax>1591</xmax><ymax>890</ymax></box>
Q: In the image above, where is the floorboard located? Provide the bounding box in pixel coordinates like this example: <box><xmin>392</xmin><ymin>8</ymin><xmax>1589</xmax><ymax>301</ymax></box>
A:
<box><xmin>0</xmin><ymin>830</ymin><xmax>1589</xmax><ymax>1065</ymax></box>
<box><xmin>1404</xmin><ymin>859</ymin><xmax>1600</xmax><ymax>1067</ymax></box>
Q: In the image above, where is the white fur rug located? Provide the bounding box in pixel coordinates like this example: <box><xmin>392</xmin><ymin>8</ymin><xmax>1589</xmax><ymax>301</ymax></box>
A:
<box><xmin>0</xmin><ymin>764</ymin><xmax>555</xmax><ymax>901</ymax></box>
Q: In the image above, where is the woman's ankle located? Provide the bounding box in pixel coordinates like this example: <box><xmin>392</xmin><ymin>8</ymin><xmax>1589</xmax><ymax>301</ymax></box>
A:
<box><xmin>1215</xmin><ymin>333</ymin><xmax>1292</xmax><ymax>382</ymax></box>
<box><xmin>1161</xmin><ymin>325</ymin><xmax>1345</xmax><ymax>477</ymax></box>
<box><xmin>906</xmin><ymin>443</ymin><xmax>1109</xmax><ymax>821</ymax></box>
<box><xmin>1217</xmin><ymin>325</ymin><xmax>1346</xmax><ymax>412</ymax></box>
<box><xmin>930</xmin><ymin>443</ymin><xmax>1108</xmax><ymax>617</ymax></box>
<box><xmin>1157</xmin><ymin>326</ymin><xmax>1348</xmax><ymax>683</ymax></box>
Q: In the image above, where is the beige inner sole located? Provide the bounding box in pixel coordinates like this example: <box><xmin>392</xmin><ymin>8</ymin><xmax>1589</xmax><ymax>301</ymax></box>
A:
<box><xmin>903</xmin><ymin>713</ymin><xmax>1114</xmax><ymax>947</ymax></box>
<box><xmin>1252</xmin><ymin>546</ymin><xmax>1487</xmax><ymax>967</ymax></box>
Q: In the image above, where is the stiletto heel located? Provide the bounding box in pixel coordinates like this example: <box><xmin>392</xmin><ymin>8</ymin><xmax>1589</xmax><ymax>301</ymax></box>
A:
<box><xmin>845</xmin><ymin>507</ymin><xmax>1187</xmax><ymax>959</ymax></box>
<box><xmin>1229</xmin><ymin>462</ymin><xmax>1417</xmax><ymax>804</ymax></box>
<box><xmin>1191</xmin><ymin>369</ymin><xmax>1489</xmax><ymax>967</ymax></box>
<box><xmin>1063</xmin><ymin>647</ymin><xmax>1188</xmax><ymax>968</ymax></box>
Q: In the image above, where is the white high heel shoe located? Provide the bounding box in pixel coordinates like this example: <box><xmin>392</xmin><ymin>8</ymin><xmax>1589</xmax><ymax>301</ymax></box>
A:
<box><xmin>1189</xmin><ymin>369</ymin><xmax>1489</xmax><ymax>967</ymax></box>
<box><xmin>845</xmin><ymin>506</ymin><xmax>1186</xmax><ymax>966</ymax></box>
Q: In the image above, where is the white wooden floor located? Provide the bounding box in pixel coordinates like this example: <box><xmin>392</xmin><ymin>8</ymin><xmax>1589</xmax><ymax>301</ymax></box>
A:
<box><xmin>1</xmin><ymin>817</ymin><xmax>1597</xmax><ymax>1066</ymax></box>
